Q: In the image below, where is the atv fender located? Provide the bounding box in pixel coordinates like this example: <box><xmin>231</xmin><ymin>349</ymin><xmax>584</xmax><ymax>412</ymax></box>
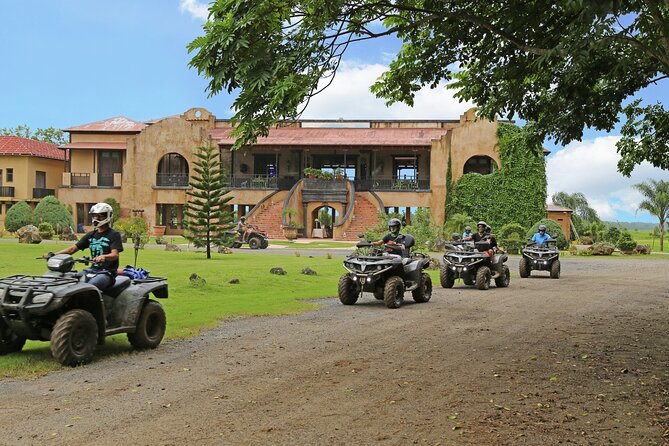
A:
<box><xmin>110</xmin><ymin>282</ymin><xmax>168</xmax><ymax>329</ymax></box>
<box><xmin>60</xmin><ymin>283</ymin><xmax>106</xmax><ymax>345</ymax></box>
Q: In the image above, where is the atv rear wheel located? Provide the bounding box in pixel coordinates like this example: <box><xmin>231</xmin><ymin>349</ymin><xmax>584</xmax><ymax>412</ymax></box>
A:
<box><xmin>495</xmin><ymin>265</ymin><xmax>511</xmax><ymax>288</ymax></box>
<box><xmin>338</xmin><ymin>274</ymin><xmax>359</xmax><ymax>305</ymax></box>
<box><xmin>248</xmin><ymin>236</ymin><xmax>262</xmax><ymax>249</ymax></box>
<box><xmin>384</xmin><ymin>276</ymin><xmax>405</xmax><ymax>309</ymax></box>
<box><xmin>0</xmin><ymin>319</ymin><xmax>26</xmax><ymax>355</ymax></box>
<box><xmin>439</xmin><ymin>266</ymin><xmax>455</xmax><ymax>288</ymax></box>
<box><xmin>519</xmin><ymin>257</ymin><xmax>531</xmax><ymax>278</ymax></box>
<box><xmin>128</xmin><ymin>300</ymin><xmax>167</xmax><ymax>349</ymax></box>
<box><xmin>260</xmin><ymin>239</ymin><xmax>269</xmax><ymax>249</ymax></box>
<box><xmin>412</xmin><ymin>273</ymin><xmax>432</xmax><ymax>303</ymax></box>
<box><xmin>550</xmin><ymin>260</ymin><xmax>561</xmax><ymax>279</ymax></box>
<box><xmin>51</xmin><ymin>309</ymin><xmax>98</xmax><ymax>366</ymax></box>
<box><xmin>475</xmin><ymin>266</ymin><xmax>491</xmax><ymax>290</ymax></box>
<box><xmin>232</xmin><ymin>241</ymin><xmax>242</xmax><ymax>249</ymax></box>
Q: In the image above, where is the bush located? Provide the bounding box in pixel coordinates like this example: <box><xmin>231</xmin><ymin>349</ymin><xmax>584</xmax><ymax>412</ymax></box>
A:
<box><xmin>616</xmin><ymin>230</ymin><xmax>637</xmax><ymax>252</ymax></box>
<box><xmin>580</xmin><ymin>235</ymin><xmax>594</xmax><ymax>245</ymax></box>
<box><xmin>4</xmin><ymin>201</ymin><xmax>33</xmax><ymax>232</ymax></box>
<box><xmin>498</xmin><ymin>222</ymin><xmax>526</xmax><ymax>254</ymax></box>
<box><xmin>364</xmin><ymin>209</ymin><xmax>441</xmax><ymax>251</ymax></box>
<box><xmin>103</xmin><ymin>197</ymin><xmax>121</xmax><ymax>224</ymax></box>
<box><xmin>38</xmin><ymin>222</ymin><xmax>55</xmax><ymax>240</ymax></box>
<box><xmin>114</xmin><ymin>217</ymin><xmax>150</xmax><ymax>248</ymax></box>
<box><xmin>33</xmin><ymin>196</ymin><xmax>73</xmax><ymax>233</ymax></box>
<box><xmin>527</xmin><ymin>219</ymin><xmax>568</xmax><ymax>250</ymax></box>
<box><xmin>602</xmin><ymin>225</ymin><xmax>622</xmax><ymax>244</ymax></box>
<box><xmin>443</xmin><ymin>213</ymin><xmax>474</xmax><ymax>238</ymax></box>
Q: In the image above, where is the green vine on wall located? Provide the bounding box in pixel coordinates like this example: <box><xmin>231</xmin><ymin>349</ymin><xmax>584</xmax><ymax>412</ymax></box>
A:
<box><xmin>446</xmin><ymin>123</ymin><xmax>547</xmax><ymax>230</ymax></box>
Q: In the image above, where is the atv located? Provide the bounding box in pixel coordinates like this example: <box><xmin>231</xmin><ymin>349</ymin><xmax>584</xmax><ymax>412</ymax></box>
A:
<box><xmin>440</xmin><ymin>241</ymin><xmax>510</xmax><ymax>290</ymax></box>
<box><xmin>338</xmin><ymin>234</ymin><xmax>432</xmax><ymax>309</ymax></box>
<box><xmin>519</xmin><ymin>239</ymin><xmax>560</xmax><ymax>279</ymax></box>
<box><xmin>0</xmin><ymin>254</ymin><xmax>168</xmax><ymax>366</ymax></box>
<box><xmin>227</xmin><ymin>225</ymin><xmax>269</xmax><ymax>249</ymax></box>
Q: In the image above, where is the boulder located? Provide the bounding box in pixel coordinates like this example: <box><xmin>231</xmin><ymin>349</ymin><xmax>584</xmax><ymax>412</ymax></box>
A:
<box><xmin>228</xmin><ymin>278</ymin><xmax>240</xmax><ymax>284</ymax></box>
<box><xmin>270</xmin><ymin>267</ymin><xmax>287</xmax><ymax>275</ymax></box>
<box><xmin>301</xmin><ymin>267</ymin><xmax>317</xmax><ymax>276</ymax></box>
<box><xmin>60</xmin><ymin>226</ymin><xmax>78</xmax><ymax>241</ymax></box>
<box><xmin>189</xmin><ymin>273</ymin><xmax>206</xmax><ymax>287</ymax></box>
<box><xmin>165</xmin><ymin>244</ymin><xmax>181</xmax><ymax>252</ymax></box>
<box><xmin>217</xmin><ymin>246</ymin><xmax>233</xmax><ymax>254</ymax></box>
<box><xmin>590</xmin><ymin>243</ymin><xmax>615</xmax><ymax>256</ymax></box>
<box><xmin>17</xmin><ymin>225</ymin><xmax>42</xmax><ymax>244</ymax></box>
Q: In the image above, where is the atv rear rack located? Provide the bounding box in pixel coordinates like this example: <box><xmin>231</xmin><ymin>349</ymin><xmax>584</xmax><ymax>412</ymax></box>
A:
<box><xmin>131</xmin><ymin>276</ymin><xmax>166</xmax><ymax>284</ymax></box>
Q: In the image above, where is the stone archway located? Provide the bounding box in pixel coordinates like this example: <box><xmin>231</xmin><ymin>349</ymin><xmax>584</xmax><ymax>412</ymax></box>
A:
<box><xmin>305</xmin><ymin>202</ymin><xmax>343</xmax><ymax>239</ymax></box>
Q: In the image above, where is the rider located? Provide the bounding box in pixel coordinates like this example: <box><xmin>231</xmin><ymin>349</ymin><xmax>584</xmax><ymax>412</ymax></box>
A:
<box><xmin>462</xmin><ymin>225</ymin><xmax>473</xmax><ymax>240</ymax></box>
<box><xmin>236</xmin><ymin>216</ymin><xmax>248</xmax><ymax>241</ymax></box>
<box><xmin>472</xmin><ymin>221</ymin><xmax>497</xmax><ymax>256</ymax></box>
<box><xmin>372</xmin><ymin>217</ymin><xmax>404</xmax><ymax>246</ymax></box>
<box><xmin>53</xmin><ymin>203</ymin><xmax>123</xmax><ymax>292</ymax></box>
<box><xmin>531</xmin><ymin>224</ymin><xmax>551</xmax><ymax>246</ymax></box>
<box><xmin>452</xmin><ymin>232</ymin><xmax>461</xmax><ymax>241</ymax></box>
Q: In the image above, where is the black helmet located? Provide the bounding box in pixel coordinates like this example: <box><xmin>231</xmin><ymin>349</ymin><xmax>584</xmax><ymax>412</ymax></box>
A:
<box><xmin>464</xmin><ymin>225</ymin><xmax>472</xmax><ymax>232</ymax></box>
<box><xmin>452</xmin><ymin>232</ymin><xmax>461</xmax><ymax>240</ymax></box>
<box><xmin>388</xmin><ymin>218</ymin><xmax>401</xmax><ymax>236</ymax></box>
<box><xmin>538</xmin><ymin>224</ymin><xmax>546</xmax><ymax>232</ymax></box>
<box><xmin>240</xmin><ymin>217</ymin><xmax>246</xmax><ymax>223</ymax></box>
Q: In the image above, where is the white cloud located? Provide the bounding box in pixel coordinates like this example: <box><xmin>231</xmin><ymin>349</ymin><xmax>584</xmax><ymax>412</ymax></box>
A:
<box><xmin>546</xmin><ymin>136</ymin><xmax>669</xmax><ymax>221</ymax></box>
<box><xmin>301</xmin><ymin>61</ymin><xmax>475</xmax><ymax>119</ymax></box>
<box><xmin>179</xmin><ymin>0</ymin><xmax>208</xmax><ymax>20</ymax></box>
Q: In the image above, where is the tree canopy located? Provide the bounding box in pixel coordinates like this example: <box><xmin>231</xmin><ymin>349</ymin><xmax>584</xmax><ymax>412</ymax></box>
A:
<box><xmin>0</xmin><ymin>125</ymin><xmax>67</xmax><ymax>146</ymax></box>
<box><xmin>634</xmin><ymin>179</ymin><xmax>669</xmax><ymax>251</ymax></box>
<box><xmin>189</xmin><ymin>1</ymin><xmax>669</xmax><ymax>174</ymax></box>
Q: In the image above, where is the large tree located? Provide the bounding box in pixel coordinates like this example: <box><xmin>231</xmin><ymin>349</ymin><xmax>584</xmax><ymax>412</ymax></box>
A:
<box><xmin>184</xmin><ymin>146</ymin><xmax>234</xmax><ymax>259</ymax></box>
<box><xmin>551</xmin><ymin>191</ymin><xmax>600</xmax><ymax>236</ymax></box>
<box><xmin>634</xmin><ymin>179</ymin><xmax>669</xmax><ymax>252</ymax></box>
<box><xmin>0</xmin><ymin>125</ymin><xmax>67</xmax><ymax>146</ymax></box>
<box><xmin>188</xmin><ymin>1</ymin><xmax>669</xmax><ymax>174</ymax></box>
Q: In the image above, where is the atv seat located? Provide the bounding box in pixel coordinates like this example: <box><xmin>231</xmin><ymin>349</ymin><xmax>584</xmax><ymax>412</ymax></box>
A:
<box><xmin>105</xmin><ymin>275</ymin><xmax>131</xmax><ymax>298</ymax></box>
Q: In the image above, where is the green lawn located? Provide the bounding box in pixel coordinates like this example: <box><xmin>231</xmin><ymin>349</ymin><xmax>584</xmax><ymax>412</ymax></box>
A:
<box><xmin>628</xmin><ymin>229</ymin><xmax>667</xmax><ymax>253</ymax></box>
<box><xmin>0</xmin><ymin>242</ymin><xmax>354</xmax><ymax>378</ymax></box>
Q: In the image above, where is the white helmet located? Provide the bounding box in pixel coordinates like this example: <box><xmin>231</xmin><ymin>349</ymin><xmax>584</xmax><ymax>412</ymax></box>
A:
<box><xmin>90</xmin><ymin>202</ymin><xmax>113</xmax><ymax>227</ymax></box>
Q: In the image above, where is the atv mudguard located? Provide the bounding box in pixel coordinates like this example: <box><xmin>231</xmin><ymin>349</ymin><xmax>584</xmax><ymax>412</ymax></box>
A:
<box><xmin>108</xmin><ymin>281</ymin><xmax>168</xmax><ymax>329</ymax></box>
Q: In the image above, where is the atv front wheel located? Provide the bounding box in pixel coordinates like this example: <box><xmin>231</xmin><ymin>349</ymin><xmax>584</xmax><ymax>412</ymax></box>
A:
<box><xmin>248</xmin><ymin>236</ymin><xmax>262</xmax><ymax>249</ymax></box>
<box><xmin>51</xmin><ymin>309</ymin><xmax>98</xmax><ymax>366</ymax></box>
<box><xmin>439</xmin><ymin>266</ymin><xmax>455</xmax><ymax>288</ymax></box>
<box><xmin>495</xmin><ymin>265</ymin><xmax>511</xmax><ymax>288</ymax></box>
<box><xmin>384</xmin><ymin>276</ymin><xmax>405</xmax><ymax>309</ymax></box>
<box><xmin>412</xmin><ymin>273</ymin><xmax>432</xmax><ymax>303</ymax></box>
<box><xmin>550</xmin><ymin>260</ymin><xmax>561</xmax><ymax>279</ymax></box>
<box><xmin>128</xmin><ymin>300</ymin><xmax>167</xmax><ymax>349</ymax></box>
<box><xmin>475</xmin><ymin>266</ymin><xmax>491</xmax><ymax>290</ymax></box>
<box><xmin>232</xmin><ymin>241</ymin><xmax>242</xmax><ymax>249</ymax></box>
<box><xmin>0</xmin><ymin>319</ymin><xmax>26</xmax><ymax>355</ymax></box>
<box><xmin>338</xmin><ymin>274</ymin><xmax>359</xmax><ymax>305</ymax></box>
<box><xmin>519</xmin><ymin>257</ymin><xmax>531</xmax><ymax>278</ymax></box>
<box><xmin>260</xmin><ymin>239</ymin><xmax>269</xmax><ymax>249</ymax></box>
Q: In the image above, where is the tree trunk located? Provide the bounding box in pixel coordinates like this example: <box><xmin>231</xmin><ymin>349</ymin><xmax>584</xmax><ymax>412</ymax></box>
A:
<box><xmin>660</xmin><ymin>221</ymin><xmax>665</xmax><ymax>253</ymax></box>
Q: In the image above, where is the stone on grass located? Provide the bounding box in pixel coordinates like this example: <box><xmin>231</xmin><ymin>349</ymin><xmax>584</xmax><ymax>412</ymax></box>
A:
<box><xmin>218</xmin><ymin>246</ymin><xmax>233</xmax><ymax>254</ymax></box>
<box><xmin>189</xmin><ymin>273</ymin><xmax>206</xmax><ymax>287</ymax></box>
<box><xmin>165</xmin><ymin>244</ymin><xmax>181</xmax><ymax>252</ymax></box>
<box><xmin>17</xmin><ymin>225</ymin><xmax>42</xmax><ymax>244</ymax></box>
<box><xmin>228</xmin><ymin>278</ymin><xmax>240</xmax><ymax>284</ymax></box>
<box><xmin>301</xmin><ymin>267</ymin><xmax>317</xmax><ymax>276</ymax></box>
<box><xmin>270</xmin><ymin>267</ymin><xmax>287</xmax><ymax>275</ymax></box>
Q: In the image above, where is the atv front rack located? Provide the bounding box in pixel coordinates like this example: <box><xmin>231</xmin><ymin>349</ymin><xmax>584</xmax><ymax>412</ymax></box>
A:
<box><xmin>0</xmin><ymin>275</ymin><xmax>80</xmax><ymax>290</ymax></box>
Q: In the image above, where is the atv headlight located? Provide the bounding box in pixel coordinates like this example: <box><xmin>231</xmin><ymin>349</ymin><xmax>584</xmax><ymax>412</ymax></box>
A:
<box><xmin>31</xmin><ymin>292</ymin><xmax>54</xmax><ymax>305</ymax></box>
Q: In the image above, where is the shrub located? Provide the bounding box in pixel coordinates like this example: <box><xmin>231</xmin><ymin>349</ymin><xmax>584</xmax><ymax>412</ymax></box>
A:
<box><xmin>4</xmin><ymin>201</ymin><xmax>33</xmax><ymax>232</ymax></box>
<box><xmin>33</xmin><ymin>196</ymin><xmax>73</xmax><ymax>233</ymax></box>
<box><xmin>114</xmin><ymin>217</ymin><xmax>150</xmax><ymax>248</ymax></box>
<box><xmin>527</xmin><ymin>219</ymin><xmax>568</xmax><ymax>250</ymax></box>
<box><xmin>602</xmin><ymin>225</ymin><xmax>622</xmax><ymax>244</ymax></box>
<box><xmin>443</xmin><ymin>212</ymin><xmax>474</xmax><ymax>238</ymax></box>
<box><xmin>38</xmin><ymin>222</ymin><xmax>55</xmax><ymax>240</ymax></box>
<box><xmin>103</xmin><ymin>197</ymin><xmax>121</xmax><ymax>223</ymax></box>
<box><xmin>616</xmin><ymin>230</ymin><xmax>637</xmax><ymax>252</ymax></box>
<box><xmin>580</xmin><ymin>235</ymin><xmax>594</xmax><ymax>245</ymax></box>
<box><xmin>498</xmin><ymin>222</ymin><xmax>526</xmax><ymax>254</ymax></box>
<box><xmin>365</xmin><ymin>209</ymin><xmax>440</xmax><ymax>251</ymax></box>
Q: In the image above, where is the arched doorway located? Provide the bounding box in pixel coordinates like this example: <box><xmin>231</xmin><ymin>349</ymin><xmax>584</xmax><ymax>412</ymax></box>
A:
<box><xmin>311</xmin><ymin>205</ymin><xmax>339</xmax><ymax>239</ymax></box>
<box><xmin>463</xmin><ymin>155</ymin><xmax>497</xmax><ymax>175</ymax></box>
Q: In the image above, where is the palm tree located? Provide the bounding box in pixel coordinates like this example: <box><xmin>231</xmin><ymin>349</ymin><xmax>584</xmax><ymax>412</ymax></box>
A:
<box><xmin>551</xmin><ymin>191</ymin><xmax>600</xmax><ymax>237</ymax></box>
<box><xmin>634</xmin><ymin>179</ymin><xmax>669</xmax><ymax>252</ymax></box>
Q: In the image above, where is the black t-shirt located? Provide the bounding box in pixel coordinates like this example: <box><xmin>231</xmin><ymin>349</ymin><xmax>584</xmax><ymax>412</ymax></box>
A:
<box><xmin>382</xmin><ymin>233</ymin><xmax>401</xmax><ymax>244</ymax></box>
<box><xmin>472</xmin><ymin>232</ymin><xmax>497</xmax><ymax>249</ymax></box>
<box><xmin>76</xmin><ymin>228</ymin><xmax>124</xmax><ymax>272</ymax></box>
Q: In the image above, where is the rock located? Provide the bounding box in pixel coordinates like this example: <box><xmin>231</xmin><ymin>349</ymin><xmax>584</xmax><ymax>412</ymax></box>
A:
<box><xmin>217</xmin><ymin>246</ymin><xmax>233</xmax><ymax>254</ymax></box>
<box><xmin>433</xmin><ymin>237</ymin><xmax>446</xmax><ymax>252</ymax></box>
<box><xmin>17</xmin><ymin>225</ymin><xmax>42</xmax><ymax>244</ymax></box>
<box><xmin>301</xmin><ymin>267</ymin><xmax>317</xmax><ymax>276</ymax></box>
<box><xmin>165</xmin><ymin>244</ymin><xmax>181</xmax><ymax>252</ymax></box>
<box><xmin>590</xmin><ymin>243</ymin><xmax>615</xmax><ymax>256</ymax></box>
<box><xmin>633</xmin><ymin>244</ymin><xmax>651</xmax><ymax>255</ymax></box>
<box><xmin>60</xmin><ymin>226</ymin><xmax>78</xmax><ymax>241</ymax></box>
<box><xmin>228</xmin><ymin>278</ymin><xmax>240</xmax><ymax>284</ymax></box>
<box><xmin>189</xmin><ymin>273</ymin><xmax>206</xmax><ymax>287</ymax></box>
<box><xmin>270</xmin><ymin>267</ymin><xmax>287</xmax><ymax>275</ymax></box>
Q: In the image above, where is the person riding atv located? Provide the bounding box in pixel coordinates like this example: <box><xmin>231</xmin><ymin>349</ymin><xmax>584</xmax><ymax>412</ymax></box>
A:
<box><xmin>520</xmin><ymin>225</ymin><xmax>561</xmax><ymax>279</ymax></box>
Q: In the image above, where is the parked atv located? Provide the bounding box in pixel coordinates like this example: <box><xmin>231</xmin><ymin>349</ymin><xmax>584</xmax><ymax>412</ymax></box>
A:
<box><xmin>338</xmin><ymin>235</ymin><xmax>432</xmax><ymax>309</ymax></box>
<box><xmin>0</xmin><ymin>254</ymin><xmax>168</xmax><ymax>366</ymax></box>
<box><xmin>440</xmin><ymin>241</ymin><xmax>510</xmax><ymax>290</ymax></box>
<box><xmin>228</xmin><ymin>225</ymin><xmax>269</xmax><ymax>249</ymax></box>
<box><xmin>519</xmin><ymin>239</ymin><xmax>560</xmax><ymax>279</ymax></box>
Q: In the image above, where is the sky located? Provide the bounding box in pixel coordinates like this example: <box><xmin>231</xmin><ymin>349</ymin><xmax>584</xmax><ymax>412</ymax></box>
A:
<box><xmin>2</xmin><ymin>1</ymin><xmax>668</xmax><ymax>223</ymax></box>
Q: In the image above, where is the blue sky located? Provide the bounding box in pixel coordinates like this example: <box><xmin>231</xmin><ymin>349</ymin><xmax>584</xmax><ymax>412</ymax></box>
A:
<box><xmin>2</xmin><ymin>1</ymin><xmax>668</xmax><ymax>223</ymax></box>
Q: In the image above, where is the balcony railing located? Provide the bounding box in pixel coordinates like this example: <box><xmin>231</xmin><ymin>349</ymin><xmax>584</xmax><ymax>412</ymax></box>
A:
<box><xmin>228</xmin><ymin>174</ymin><xmax>278</xmax><ymax>190</ymax></box>
<box><xmin>97</xmin><ymin>174</ymin><xmax>115</xmax><ymax>187</ymax></box>
<box><xmin>0</xmin><ymin>186</ymin><xmax>15</xmax><ymax>197</ymax></box>
<box><xmin>33</xmin><ymin>188</ymin><xmax>55</xmax><ymax>199</ymax></box>
<box><xmin>71</xmin><ymin>173</ymin><xmax>90</xmax><ymax>186</ymax></box>
<box><xmin>156</xmin><ymin>173</ymin><xmax>189</xmax><ymax>187</ymax></box>
<box><xmin>355</xmin><ymin>177</ymin><xmax>430</xmax><ymax>192</ymax></box>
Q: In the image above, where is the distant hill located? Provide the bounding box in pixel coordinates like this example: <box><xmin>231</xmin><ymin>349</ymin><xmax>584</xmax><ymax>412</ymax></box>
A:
<box><xmin>604</xmin><ymin>221</ymin><xmax>658</xmax><ymax>231</ymax></box>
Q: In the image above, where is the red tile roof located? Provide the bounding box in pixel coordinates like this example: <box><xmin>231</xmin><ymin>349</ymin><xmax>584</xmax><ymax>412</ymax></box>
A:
<box><xmin>63</xmin><ymin>142</ymin><xmax>127</xmax><ymax>150</ymax></box>
<box><xmin>210</xmin><ymin>127</ymin><xmax>451</xmax><ymax>147</ymax></box>
<box><xmin>64</xmin><ymin>117</ymin><xmax>146</xmax><ymax>133</ymax></box>
<box><xmin>0</xmin><ymin>136</ymin><xmax>65</xmax><ymax>160</ymax></box>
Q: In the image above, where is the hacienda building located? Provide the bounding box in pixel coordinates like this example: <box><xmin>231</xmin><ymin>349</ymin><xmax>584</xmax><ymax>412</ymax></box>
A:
<box><xmin>0</xmin><ymin>136</ymin><xmax>65</xmax><ymax>231</ymax></box>
<box><xmin>56</xmin><ymin>107</ymin><xmax>514</xmax><ymax>240</ymax></box>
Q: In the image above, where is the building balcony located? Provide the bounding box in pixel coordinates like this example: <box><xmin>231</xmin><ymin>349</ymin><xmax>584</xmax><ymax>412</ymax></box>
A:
<box><xmin>33</xmin><ymin>188</ymin><xmax>55</xmax><ymax>199</ymax></box>
<box><xmin>61</xmin><ymin>172</ymin><xmax>122</xmax><ymax>188</ymax></box>
<box><xmin>355</xmin><ymin>177</ymin><xmax>430</xmax><ymax>192</ymax></box>
<box><xmin>156</xmin><ymin>173</ymin><xmax>189</xmax><ymax>188</ymax></box>
<box><xmin>227</xmin><ymin>174</ymin><xmax>279</xmax><ymax>190</ymax></box>
<box><xmin>0</xmin><ymin>186</ymin><xmax>15</xmax><ymax>198</ymax></box>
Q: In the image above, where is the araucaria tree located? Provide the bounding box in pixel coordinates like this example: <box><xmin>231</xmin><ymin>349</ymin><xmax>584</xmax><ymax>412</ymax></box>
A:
<box><xmin>634</xmin><ymin>179</ymin><xmax>669</xmax><ymax>252</ymax></box>
<box><xmin>189</xmin><ymin>1</ymin><xmax>669</xmax><ymax>174</ymax></box>
<box><xmin>184</xmin><ymin>146</ymin><xmax>234</xmax><ymax>259</ymax></box>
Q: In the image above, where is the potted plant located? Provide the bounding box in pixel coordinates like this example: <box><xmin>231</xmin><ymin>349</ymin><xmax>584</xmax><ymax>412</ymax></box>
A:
<box><xmin>281</xmin><ymin>207</ymin><xmax>302</xmax><ymax>240</ymax></box>
<box><xmin>303</xmin><ymin>167</ymin><xmax>320</xmax><ymax>179</ymax></box>
<box><xmin>333</xmin><ymin>167</ymin><xmax>344</xmax><ymax>180</ymax></box>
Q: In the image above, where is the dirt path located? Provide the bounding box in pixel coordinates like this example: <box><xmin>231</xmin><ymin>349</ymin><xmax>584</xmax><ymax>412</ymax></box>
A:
<box><xmin>1</xmin><ymin>257</ymin><xmax>668</xmax><ymax>445</ymax></box>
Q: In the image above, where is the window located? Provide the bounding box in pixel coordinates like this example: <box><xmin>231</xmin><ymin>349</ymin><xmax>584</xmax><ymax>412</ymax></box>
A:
<box><xmin>156</xmin><ymin>204</ymin><xmax>184</xmax><ymax>229</ymax></box>
<box><xmin>463</xmin><ymin>156</ymin><xmax>497</xmax><ymax>175</ymax></box>
<box><xmin>76</xmin><ymin>203</ymin><xmax>97</xmax><ymax>227</ymax></box>
<box><xmin>254</xmin><ymin>154</ymin><xmax>279</xmax><ymax>177</ymax></box>
<box><xmin>6</xmin><ymin>168</ymin><xmax>13</xmax><ymax>182</ymax></box>
<box><xmin>98</xmin><ymin>151</ymin><xmax>122</xmax><ymax>186</ymax></box>
<box><xmin>0</xmin><ymin>169</ymin><xmax>3</xmax><ymax>186</ymax></box>
<box><xmin>157</xmin><ymin>153</ymin><xmax>189</xmax><ymax>186</ymax></box>
<box><xmin>35</xmin><ymin>171</ymin><xmax>46</xmax><ymax>189</ymax></box>
<box><xmin>394</xmin><ymin>156</ymin><xmax>418</xmax><ymax>179</ymax></box>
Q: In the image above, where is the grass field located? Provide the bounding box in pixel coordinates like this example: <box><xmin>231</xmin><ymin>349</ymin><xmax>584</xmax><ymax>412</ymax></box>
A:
<box><xmin>628</xmin><ymin>229</ymin><xmax>667</xmax><ymax>252</ymax></box>
<box><xmin>0</xmin><ymin>242</ymin><xmax>357</xmax><ymax>378</ymax></box>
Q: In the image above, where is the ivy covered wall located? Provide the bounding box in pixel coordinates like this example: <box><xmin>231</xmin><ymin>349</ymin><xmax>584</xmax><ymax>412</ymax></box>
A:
<box><xmin>446</xmin><ymin>123</ymin><xmax>547</xmax><ymax>230</ymax></box>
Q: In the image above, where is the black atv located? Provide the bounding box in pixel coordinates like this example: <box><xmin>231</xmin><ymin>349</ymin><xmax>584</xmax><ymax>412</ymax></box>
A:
<box><xmin>227</xmin><ymin>225</ymin><xmax>269</xmax><ymax>249</ymax></box>
<box><xmin>440</xmin><ymin>241</ymin><xmax>510</xmax><ymax>290</ymax></box>
<box><xmin>0</xmin><ymin>254</ymin><xmax>168</xmax><ymax>366</ymax></box>
<box><xmin>338</xmin><ymin>234</ymin><xmax>432</xmax><ymax>309</ymax></box>
<box><xmin>519</xmin><ymin>239</ymin><xmax>560</xmax><ymax>279</ymax></box>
